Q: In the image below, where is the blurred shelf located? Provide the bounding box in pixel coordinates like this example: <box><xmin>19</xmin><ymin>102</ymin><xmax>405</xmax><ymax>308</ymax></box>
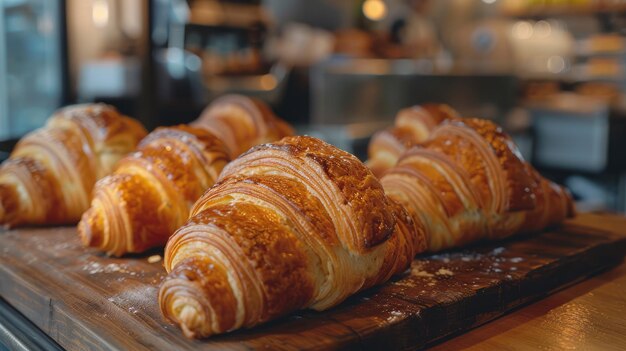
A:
<box><xmin>503</xmin><ymin>3</ymin><xmax>626</xmax><ymax>18</ymax></box>
<box><xmin>188</xmin><ymin>2</ymin><xmax>267</xmax><ymax>28</ymax></box>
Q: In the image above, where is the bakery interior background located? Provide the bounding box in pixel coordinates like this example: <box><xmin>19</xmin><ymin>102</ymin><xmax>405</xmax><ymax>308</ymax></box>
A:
<box><xmin>1</xmin><ymin>0</ymin><xmax>625</xmax><ymax>212</ymax></box>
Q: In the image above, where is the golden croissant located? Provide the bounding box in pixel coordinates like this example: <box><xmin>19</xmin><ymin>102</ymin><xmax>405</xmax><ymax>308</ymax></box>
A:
<box><xmin>0</xmin><ymin>104</ymin><xmax>146</xmax><ymax>227</ymax></box>
<box><xmin>381</xmin><ymin>118</ymin><xmax>574</xmax><ymax>251</ymax></box>
<box><xmin>367</xmin><ymin>104</ymin><xmax>459</xmax><ymax>178</ymax></box>
<box><xmin>191</xmin><ymin>94</ymin><xmax>294</xmax><ymax>158</ymax></box>
<box><xmin>79</xmin><ymin>96</ymin><xmax>294</xmax><ymax>256</ymax></box>
<box><xmin>159</xmin><ymin>136</ymin><xmax>425</xmax><ymax>338</ymax></box>
<box><xmin>79</xmin><ymin>125</ymin><xmax>231</xmax><ymax>256</ymax></box>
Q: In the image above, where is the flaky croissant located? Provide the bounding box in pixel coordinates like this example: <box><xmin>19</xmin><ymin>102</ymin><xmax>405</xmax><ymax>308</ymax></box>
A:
<box><xmin>0</xmin><ymin>104</ymin><xmax>146</xmax><ymax>227</ymax></box>
<box><xmin>381</xmin><ymin>118</ymin><xmax>574</xmax><ymax>251</ymax></box>
<box><xmin>191</xmin><ymin>94</ymin><xmax>294</xmax><ymax>158</ymax></box>
<box><xmin>367</xmin><ymin>104</ymin><xmax>459</xmax><ymax>177</ymax></box>
<box><xmin>159</xmin><ymin>136</ymin><xmax>426</xmax><ymax>338</ymax></box>
<box><xmin>79</xmin><ymin>125</ymin><xmax>230</xmax><ymax>256</ymax></box>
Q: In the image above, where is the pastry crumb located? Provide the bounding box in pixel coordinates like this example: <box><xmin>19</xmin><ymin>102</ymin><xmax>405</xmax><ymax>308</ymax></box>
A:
<box><xmin>148</xmin><ymin>255</ymin><xmax>162</xmax><ymax>263</ymax></box>
<box><xmin>436</xmin><ymin>268</ymin><xmax>454</xmax><ymax>276</ymax></box>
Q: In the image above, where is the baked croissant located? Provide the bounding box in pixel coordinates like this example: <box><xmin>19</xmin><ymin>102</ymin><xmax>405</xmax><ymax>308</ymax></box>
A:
<box><xmin>79</xmin><ymin>125</ymin><xmax>231</xmax><ymax>256</ymax></box>
<box><xmin>159</xmin><ymin>136</ymin><xmax>426</xmax><ymax>338</ymax></box>
<box><xmin>381</xmin><ymin>118</ymin><xmax>574</xmax><ymax>251</ymax></box>
<box><xmin>367</xmin><ymin>104</ymin><xmax>460</xmax><ymax>177</ymax></box>
<box><xmin>0</xmin><ymin>104</ymin><xmax>146</xmax><ymax>227</ymax></box>
<box><xmin>191</xmin><ymin>94</ymin><xmax>294</xmax><ymax>158</ymax></box>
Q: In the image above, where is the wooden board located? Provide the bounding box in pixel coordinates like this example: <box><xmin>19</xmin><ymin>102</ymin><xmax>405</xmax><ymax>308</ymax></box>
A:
<box><xmin>0</xmin><ymin>213</ymin><xmax>625</xmax><ymax>351</ymax></box>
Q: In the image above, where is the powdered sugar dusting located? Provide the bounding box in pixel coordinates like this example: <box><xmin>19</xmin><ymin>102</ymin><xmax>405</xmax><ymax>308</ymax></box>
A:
<box><xmin>82</xmin><ymin>261</ymin><xmax>138</xmax><ymax>276</ymax></box>
<box><xmin>107</xmin><ymin>285</ymin><xmax>159</xmax><ymax>311</ymax></box>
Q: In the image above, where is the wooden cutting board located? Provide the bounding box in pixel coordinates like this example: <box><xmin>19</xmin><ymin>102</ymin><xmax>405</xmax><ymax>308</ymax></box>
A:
<box><xmin>1</xmin><ymin>213</ymin><xmax>625</xmax><ymax>351</ymax></box>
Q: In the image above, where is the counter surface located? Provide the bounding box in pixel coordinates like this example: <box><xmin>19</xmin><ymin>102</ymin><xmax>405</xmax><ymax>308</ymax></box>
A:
<box><xmin>432</xmin><ymin>254</ymin><xmax>626</xmax><ymax>350</ymax></box>
<box><xmin>0</xmin><ymin>213</ymin><xmax>625</xmax><ymax>350</ymax></box>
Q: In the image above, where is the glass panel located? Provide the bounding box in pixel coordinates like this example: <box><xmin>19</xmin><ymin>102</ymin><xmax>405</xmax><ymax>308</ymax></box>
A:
<box><xmin>1</xmin><ymin>0</ymin><xmax>63</xmax><ymax>139</ymax></box>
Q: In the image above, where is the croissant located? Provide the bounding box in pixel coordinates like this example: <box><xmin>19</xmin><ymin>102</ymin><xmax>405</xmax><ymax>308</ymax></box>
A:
<box><xmin>78</xmin><ymin>125</ymin><xmax>230</xmax><ymax>256</ymax></box>
<box><xmin>0</xmin><ymin>104</ymin><xmax>146</xmax><ymax>227</ymax></box>
<box><xmin>367</xmin><ymin>104</ymin><xmax>460</xmax><ymax>177</ymax></box>
<box><xmin>381</xmin><ymin>118</ymin><xmax>574</xmax><ymax>251</ymax></box>
<box><xmin>79</xmin><ymin>97</ymin><xmax>295</xmax><ymax>256</ymax></box>
<box><xmin>159</xmin><ymin>136</ymin><xmax>426</xmax><ymax>338</ymax></box>
<box><xmin>191</xmin><ymin>94</ymin><xmax>294</xmax><ymax>158</ymax></box>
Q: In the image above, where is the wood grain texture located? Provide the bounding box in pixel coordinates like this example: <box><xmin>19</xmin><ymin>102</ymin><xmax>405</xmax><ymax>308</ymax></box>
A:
<box><xmin>0</xmin><ymin>213</ymin><xmax>625</xmax><ymax>351</ymax></box>
<box><xmin>430</xmin><ymin>256</ymin><xmax>626</xmax><ymax>350</ymax></box>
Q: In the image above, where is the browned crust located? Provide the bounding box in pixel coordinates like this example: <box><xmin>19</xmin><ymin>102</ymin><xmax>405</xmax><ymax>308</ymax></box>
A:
<box><xmin>129</xmin><ymin>142</ymin><xmax>202</xmax><ymax>203</ymax></box>
<box><xmin>243</xmin><ymin>135</ymin><xmax>396</xmax><ymax>249</ymax></box>
<box><xmin>52</xmin><ymin>103</ymin><xmax>147</xmax><ymax>144</ymax></box>
<box><xmin>0</xmin><ymin>158</ymin><xmax>66</xmax><ymax>226</ymax></box>
<box><xmin>187</xmin><ymin>202</ymin><xmax>315</xmax><ymax>320</ymax></box>
<box><xmin>143</xmin><ymin>125</ymin><xmax>229</xmax><ymax>157</ymax></box>
<box><xmin>456</xmin><ymin>118</ymin><xmax>535</xmax><ymax>212</ymax></box>
<box><xmin>193</xmin><ymin>95</ymin><xmax>294</xmax><ymax>157</ymax></box>
<box><xmin>112</xmin><ymin>173</ymin><xmax>172</xmax><ymax>249</ymax></box>
<box><xmin>395</xmin><ymin>148</ymin><xmax>469</xmax><ymax>217</ymax></box>
<box><xmin>367</xmin><ymin>103</ymin><xmax>460</xmax><ymax>176</ymax></box>
<box><xmin>1</xmin><ymin>104</ymin><xmax>146</xmax><ymax>227</ymax></box>
<box><xmin>424</xmin><ymin>130</ymin><xmax>494</xmax><ymax>212</ymax></box>
<box><xmin>203</xmin><ymin>174</ymin><xmax>339</xmax><ymax>246</ymax></box>
<box><xmin>80</xmin><ymin>125</ymin><xmax>230</xmax><ymax>255</ymax></box>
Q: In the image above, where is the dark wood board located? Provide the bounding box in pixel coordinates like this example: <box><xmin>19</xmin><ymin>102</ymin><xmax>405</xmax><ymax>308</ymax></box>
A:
<box><xmin>1</xmin><ymin>213</ymin><xmax>626</xmax><ymax>351</ymax></box>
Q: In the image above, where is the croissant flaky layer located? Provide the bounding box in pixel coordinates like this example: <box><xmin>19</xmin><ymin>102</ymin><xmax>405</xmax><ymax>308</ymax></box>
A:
<box><xmin>79</xmin><ymin>95</ymin><xmax>294</xmax><ymax>256</ymax></box>
<box><xmin>159</xmin><ymin>136</ymin><xmax>425</xmax><ymax>338</ymax></box>
<box><xmin>382</xmin><ymin>118</ymin><xmax>574</xmax><ymax>251</ymax></box>
<box><xmin>0</xmin><ymin>104</ymin><xmax>146</xmax><ymax>227</ymax></box>
<box><xmin>367</xmin><ymin>104</ymin><xmax>460</xmax><ymax>178</ymax></box>
<box><xmin>191</xmin><ymin>94</ymin><xmax>294</xmax><ymax>158</ymax></box>
<box><xmin>79</xmin><ymin>125</ymin><xmax>231</xmax><ymax>256</ymax></box>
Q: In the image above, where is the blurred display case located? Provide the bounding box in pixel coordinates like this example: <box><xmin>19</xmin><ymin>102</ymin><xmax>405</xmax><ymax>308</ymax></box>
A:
<box><xmin>528</xmin><ymin>93</ymin><xmax>626</xmax><ymax>212</ymax></box>
<box><xmin>530</xmin><ymin>93</ymin><xmax>626</xmax><ymax>173</ymax></box>
<box><xmin>0</xmin><ymin>0</ymin><xmax>67</xmax><ymax>143</ymax></box>
<box><xmin>305</xmin><ymin>57</ymin><xmax>519</xmax><ymax>158</ymax></box>
<box><xmin>311</xmin><ymin>58</ymin><xmax>519</xmax><ymax>125</ymax></box>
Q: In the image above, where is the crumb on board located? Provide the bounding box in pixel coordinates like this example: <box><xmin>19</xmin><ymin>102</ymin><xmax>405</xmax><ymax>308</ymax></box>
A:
<box><xmin>410</xmin><ymin>263</ymin><xmax>434</xmax><ymax>277</ymax></box>
<box><xmin>436</xmin><ymin>268</ymin><xmax>454</xmax><ymax>276</ymax></box>
<box><xmin>148</xmin><ymin>255</ymin><xmax>162</xmax><ymax>264</ymax></box>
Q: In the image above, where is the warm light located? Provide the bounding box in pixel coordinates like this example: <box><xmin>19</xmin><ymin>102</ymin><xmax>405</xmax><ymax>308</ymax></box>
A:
<box><xmin>535</xmin><ymin>20</ymin><xmax>552</xmax><ymax>37</ymax></box>
<box><xmin>482</xmin><ymin>0</ymin><xmax>497</xmax><ymax>4</ymax></box>
<box><xmin>363</xmin><ymin>0</ymin><xmax>387</xmax><ymax>21</ymax></box>
<box><xmin>547</xmin><ymin>56</ymin><xmax>565</xmax><ymax>73</ymax></box>
<box><xmin>513</xmin><ymin>21</ymin><xmax>533</xmax><ymax>39</ymax></box>
<box><xmin>92</xmin><ymin>0</ymin><xmax>109</xmax><ymax>28</ymax></box>
<box><xmin>260</xmin><ymin>74</ymin><xmax>277</xmax><ymax>90</ymax></box>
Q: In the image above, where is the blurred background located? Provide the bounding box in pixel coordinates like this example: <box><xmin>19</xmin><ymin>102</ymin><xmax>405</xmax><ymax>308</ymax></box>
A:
<box><xmin>1</xmin><ymin>0</ymin><xmax>626</xmax><ymax>212</ymax></box>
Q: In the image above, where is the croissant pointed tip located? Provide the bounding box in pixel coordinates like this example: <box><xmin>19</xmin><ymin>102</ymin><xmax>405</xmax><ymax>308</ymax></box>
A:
<box><xmin>78</xmin><ymin>208</ymin><xmax>104</xmax><ymax>248</ymax></box>
<box><xmin>179</xmin><ymin>305</ymin><xmax>204</xmax><ymax>339</ymax></box>
<box><xmin>160</xmin><ymin>275</ymin><xmax>213</xmax><ymax>339</ymax></box>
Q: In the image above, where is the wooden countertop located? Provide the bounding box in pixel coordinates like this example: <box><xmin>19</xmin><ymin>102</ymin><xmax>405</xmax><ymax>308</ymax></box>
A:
<box><xmin>431</xmin><ymin>259</ymin><xmax>626</xmax><ymax>350</ymax></box>
<box><xmin>1</xmin><ymin>213</ymin><xmax>625</xmax><ymax>350</ymax></box>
